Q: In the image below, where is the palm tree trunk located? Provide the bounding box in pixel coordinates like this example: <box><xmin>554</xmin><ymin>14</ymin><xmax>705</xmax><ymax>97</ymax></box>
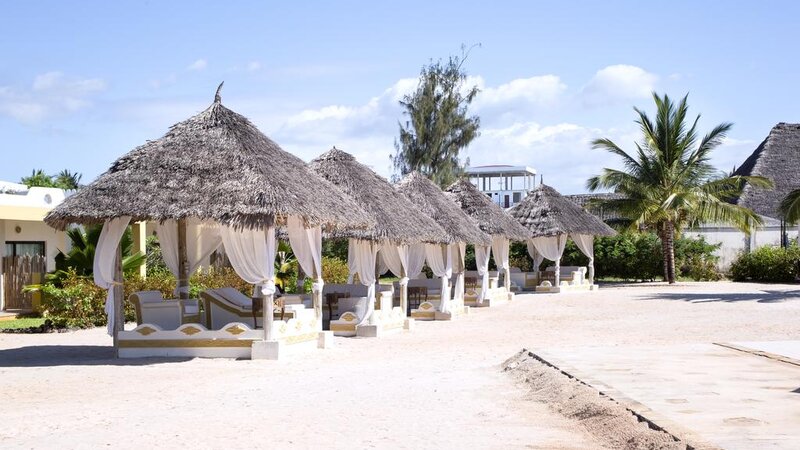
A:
<box><xmin>662</xmin><ymin>220</ymin><xmax>677</xmax><ymax>284</ymax></box>
<box><xmin>659</xmin><ymin>225</ymin><xmax>669</xmax><ymax>282</ymax></box>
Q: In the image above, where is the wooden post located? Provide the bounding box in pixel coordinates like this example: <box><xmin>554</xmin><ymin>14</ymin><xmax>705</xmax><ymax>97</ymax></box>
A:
<box><xmin>112</xmin><ymin>244</ymin><xmax>124</xmax><ymax>357</ymax></box>
<box><xmin>132</xmin><ymin>222</ymin><xmax>148</xmax><ymax>278</ymax></box>
<box><xmin>177</xmin><ymin>219</ymin><xmax>189</xmax><ymax>300</ymax></box>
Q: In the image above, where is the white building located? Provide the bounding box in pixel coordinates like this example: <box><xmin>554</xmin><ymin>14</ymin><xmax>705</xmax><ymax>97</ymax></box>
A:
<box><xmin>465</xmin><ymin>165</ymin><xmax>537</xmax><ymax>208</ymax></box>
<box><xmin>0</xmin><ymin>181</ymin><xmax>68</xmax><ymax>310</ymax></box>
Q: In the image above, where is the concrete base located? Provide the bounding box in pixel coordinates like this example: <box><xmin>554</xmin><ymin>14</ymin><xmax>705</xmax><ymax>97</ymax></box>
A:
<box><xmin>317</xmin><ymin>331</ymin><xmax>334</xmax><ymax>349</ymax></box>
<box><xmin>463</xmin><ymin>306</ymin><xmax>470</xmax><ymax>315</ymax></box>
<box><xmin>434</xmin><ymin>311</ymin><xmax>454</xmax><ymax>321</ymax></box>
<box><xmin>356</xmin><ymin>324</ymin><xmax>380</xmax><ymax>338</ymax></box>
<box><xmin>251</xmin><ymin>340</ymin><xmax>282</xmax><ymax>360</ymax></box>
<box><xmin>404</xmin><ymin>318</ymin><xmax>415</xmax><ymax>331</ymax></box>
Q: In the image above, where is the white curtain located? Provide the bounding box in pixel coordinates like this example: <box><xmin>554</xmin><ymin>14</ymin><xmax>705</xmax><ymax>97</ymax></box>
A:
<box><xmin>94</xmin><ymin>216</ymin><xmax>131</xmax><ymax>335</ymax></box>
<box><xmin>425</xmin><ymin>243</ymin><xmax>452</xmax><ymax>313</ymax></box>
<box><xmin>349</xmin><ymin>239</ymin><xmax>378</xmax><ymax>325</ymax></box>
<box><xmin>376</xmin><ymin>250</ymin><xmax>389</xmax><ymax>276</ymax></box>
<box><xmin>219</xmin><ymin>226</ymin><xmax>276</xmax><ymax>297</ymax></box>
<box><xmin>156</xmin><ymin>219</ymin><xmax>222</xmax><ymax>295</ymax></box>
<box><xmin>451</xmin><ymin>243</ymin><xmax>466</xmax><ymax>301</ymax></box>
<box><xmin>572</xmin><ymin>233</ymin><xmax>595</xmax><ymax>285</ymax></box>
<box><xmin>346</xmin><ymin>239</ymin><xmax>358</xmax><ymax>283</ymax></box>
<box><xmin>526</xmin><ymin>240</ymin><xmax>545</xmax><ymax>272</ymax></box>
<box><xmin>531</xmin><ymin>234</ymin><xmax>567</xmax><ymax>285</ymax></box>
<box><xmin>475</xmin><ymin>244</ymin><xmax>491</xmax><ymax>304</ymax></box>
<box><xmin>380</xmin><ymin>243</ymin><xmax>411</xmax><ymax>313</ymax></box>
<box><xmin>287</xmin><ymin>216</ymin><xmax>324</xmax><ymax>317</ymax></box>
<box><xmin>491</xmin><ymin>236</ymin><xmax>510</xmax><ymax>291</ymax></box>
<box><xmin>406</xmin><ymin>243</ymin><xmax>427</xmax><ymax>279</ymax></box>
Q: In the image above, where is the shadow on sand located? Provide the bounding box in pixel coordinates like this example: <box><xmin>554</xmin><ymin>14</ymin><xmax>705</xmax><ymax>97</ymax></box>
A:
<box><xmin>0</xmin><ymin>345</ymin><xmax>192</xmax><ymax>368</ymax></box>
<box><xmin>635</xmin><ymin>289</ymin><xmax>800</xmax><ymax>304</ymax></box>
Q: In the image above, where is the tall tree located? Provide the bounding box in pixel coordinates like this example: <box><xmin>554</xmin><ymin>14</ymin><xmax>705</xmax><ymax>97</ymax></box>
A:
<box><xmin>21</xmin><ymin>169</ymin><xmax>57</xmax><ymax>188</ymax></box>
<box><xmin>587</xmin><ymin>93</ymin><xmax>771</xmax><ymax>283</ymax></box>
<box><xmin>392</xmin><ymin>45</ymin><xmax>480</xmax><ymax>187</ymax></box>
<box><xmin>54</xmin><ymin>169</ymin><xmax>82</xmax><ymax>190</ymax></box>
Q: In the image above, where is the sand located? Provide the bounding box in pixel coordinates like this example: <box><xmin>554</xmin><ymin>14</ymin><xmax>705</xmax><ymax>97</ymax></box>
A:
<box><xmin>1</xmin><ymin>281</ymin><xmax>799</xmax><ymax>449</ymax></box>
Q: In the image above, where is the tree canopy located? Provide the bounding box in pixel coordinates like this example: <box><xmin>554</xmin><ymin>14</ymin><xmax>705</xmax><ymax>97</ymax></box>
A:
<box><xmin>392</xmin><ymin>46</ymin><xmax>481</xmax><ymax>188</ymax></box>
<box><xmin>21</xmin><ymin>169</ymin><xmax>82</xmax><ymax>190</ymax></box>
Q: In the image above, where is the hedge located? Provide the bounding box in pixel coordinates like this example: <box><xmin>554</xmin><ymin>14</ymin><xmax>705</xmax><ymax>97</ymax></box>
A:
<box><xmin>729</xmin><ymin>245</ymin><xmax>800</xmax><ymax>282</ymax></box>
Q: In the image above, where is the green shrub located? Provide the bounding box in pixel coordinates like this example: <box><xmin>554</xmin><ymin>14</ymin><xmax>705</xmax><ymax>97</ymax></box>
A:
<box><xmin>39</xmin><ymin>270</ymin><xmax>134</xmax><ymax>328</ymax></box>
<box><xmin>322</xmin><ymin>257</ymin><xmax>350</xmax><ymax>284</ymax></box>
<box><xmin>729</xmin><ymin>245</ymin><xmax>800</xmax><ymax>282</ymax></box>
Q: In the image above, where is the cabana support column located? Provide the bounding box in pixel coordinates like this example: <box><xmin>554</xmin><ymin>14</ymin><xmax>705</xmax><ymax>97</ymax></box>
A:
<box><xmin>112</xmin><ymin>244</ymin><xmax>124</xmax><ymax>356</ymax></box>
<box><xmin>177</xmin><ymin>218</ymin><xmax>189</xmax><ymax>300</ymax></box>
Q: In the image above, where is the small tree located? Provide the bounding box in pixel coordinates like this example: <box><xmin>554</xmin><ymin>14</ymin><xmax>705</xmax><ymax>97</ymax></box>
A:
<box><xmin>21</xmin><ymin>169</ymin><xmax>82</xmax><ymax>190</ymax></box>
<box><xmin>392</xmin><ymin>45</ymin><xmax>481</xmax><ymax>188</ymax></box>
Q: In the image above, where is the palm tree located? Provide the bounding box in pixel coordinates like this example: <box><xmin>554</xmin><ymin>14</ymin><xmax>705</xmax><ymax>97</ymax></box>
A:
<box><xmin>49</xmin><ymin>224</ymin><xmax>146</xmax><ymax>284</ymax></box>
<box><xmin>588</xmin><ymin>93</ymin><xmax>771</xmax><ymax>283</ymax></box>
<box><xmin>54</xmin><ymin>170</ymin><xmax>82</xmax><ymax>190</ymax></box>
<box><xmin>779</xmin><ymin>189</ymin><xmax>800</xmax><ymax>225</ymax></box>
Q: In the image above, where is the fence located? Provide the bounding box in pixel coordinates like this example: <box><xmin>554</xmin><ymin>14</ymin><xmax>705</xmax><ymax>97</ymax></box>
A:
<box><xmin>2</xmin><ymin>255</ymin><xmax>46</xmax><ymax>310</ymax></box>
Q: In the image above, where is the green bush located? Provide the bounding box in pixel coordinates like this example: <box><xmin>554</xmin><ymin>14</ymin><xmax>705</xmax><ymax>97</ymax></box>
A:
<box><xmin>322</xmin><ymin>257</ymin><xmax>350</xmax><ymax>284</ymax></box>
<box><xmin>729</xmin><ymin>245</ymin><xmax>800</xmax><ymax>282</ymax></box>
<box><xmin>39</xmin><ymin>270</ymin><xmax>134</xmax><ymax>328</ymax></box>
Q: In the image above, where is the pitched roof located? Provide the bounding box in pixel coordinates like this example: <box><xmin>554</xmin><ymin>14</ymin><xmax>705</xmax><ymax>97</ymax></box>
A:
<box><xmin>396</xmin><ymin>172</ymin><xmax>491</xmax><ymax>245</ymax></box>
<box><xmin>309</xmin><ymin>148</ymin><xmax>449</xmax><ymax>244</ymax></box>
<box><xmin>510</xmin><ymin>184</ymin><xmax>616</xmax><ymax>237</ymax></box>
<box><xmin>733</xmin><ymin>123</ymin><xmax>800</xmax><ymax>219</ymax></box>
<box><xmin>45</xmin><ymin>85</ymin><xmax>373</xmax><ymax>232</ymax></box>
<box><xmin>445</xmin><ymin>179</ymin><xmax>530</xmax><ymax>241</ymax></box>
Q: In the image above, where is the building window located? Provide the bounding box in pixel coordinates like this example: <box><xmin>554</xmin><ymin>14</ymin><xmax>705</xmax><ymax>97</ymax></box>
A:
<box><xmin>5</xmin><ymin>241</ymin><xmax>45</xmax><ymax>258</ymax></box>
<box><xmin>513</xmin><ymin>192</ymin><xmax>522</xmax><ymax>203</ymax></box>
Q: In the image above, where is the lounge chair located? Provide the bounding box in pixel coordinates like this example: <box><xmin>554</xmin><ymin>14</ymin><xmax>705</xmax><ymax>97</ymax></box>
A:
<box><xmin>329</xmin><ymin>296</ymin><xmax>370</xmax><ymax>336</ymax></box>
<box><xmin>201</xmin><ymin>287</ymin><xmax>256</xmax><ymax>329</ymax></box>
<box><xmin>129</xmin><ymin>290</ymin><xmax>201</xmax><ymax>330</ymax></box>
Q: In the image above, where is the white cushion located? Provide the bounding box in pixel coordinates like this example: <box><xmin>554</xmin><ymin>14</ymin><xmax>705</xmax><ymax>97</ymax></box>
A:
<box><xmin>218</xmin><ymin>287</ymin><xmax>252</xmax><ymax>308</ymax></box>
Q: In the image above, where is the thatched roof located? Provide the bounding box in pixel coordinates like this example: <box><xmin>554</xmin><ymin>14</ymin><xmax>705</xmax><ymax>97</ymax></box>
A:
<box><xmin>45</xmin><ymin>85</ymin><xmax>373</xmax><ymax>231</ymax></box>
<box><xmin>510</xmin><ymin>184</ymin><xmax>616</xmax><ymax>237</ymax></box>
<box><xmin>732</xmin><ymin>123</ymin><xmax>800</xmax><ymax>219</ymax></box>
<box><xmin>309</xmin><ymin>148</ymin><xmax>449</xmax><ymax>244</ymax></box>
<box><xmin>564</xmin><ymin>192</ymin><xmax>627</xmax><ymax>223</ymax></box>
<box><xmin>444</xmin><ymin>179</ymin><xmax>530</xmax><ymax>241</ymax></box>
<box><xmin>395</xmin><ymin>172</ymin><xmax>491</xmax><ymax>246</ymax></box>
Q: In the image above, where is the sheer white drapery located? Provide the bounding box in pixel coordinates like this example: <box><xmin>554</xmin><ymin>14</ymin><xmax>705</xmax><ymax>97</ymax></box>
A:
<box><xmin>376</xmin><ymin>251</ymin><xmax>389</xmax><ymax>277</ymax></box>
<box><xmin>346</xmin><ymin>239</ymin><xmax>358</xmax><ymax>283</ymax></box>
<box><xmin>349</xmin><ymin>239</ymin><xmax>378</xmax><ymax>325</ymax></box>
<box><xmin>491</xmin><ymin>236</ymin><xmax>511</xmax><ymax>291</ymax></box>
<box><xmin>406</xmin><ymin>243</ymin><xmax>427</xmax><ymax>279</ymax></box>
<box><xmin>379</xmin><ymin>243</ymin><xmax>408</xmax><ymax>312</ymax></box>
<box><xmin>156</xmin><ymin>219</ymin><xmax>222</xmax><ymax>295</ymax></box>
<box><xmin>526</xmin><ymin>240</ymin><xmax>545</xmax><ymax>273</ymax></box>
<box><xmin>219</xmin><ymin>226</ymin><xmax>277</xmax><ymax>296</ymax></box>
<box><xmin>425</xmin><ymin>243</ymin><xmax>452</xmax><ymax>313</ymax></box>
<box><xmin>287</xmin><ymin>216</ymin><xmax>324</xmax><ymax>319</ymax></box>
<box><xmin>571</xmin><ymin>234</ymin><xmax>595</xmax><ymax>285</ymax></box>
<box><xmin>94</xmin><ymin>217</ymin><xmax>131</xmax><ymax>335</ymax></box>
<box><xmin>451</xmin><ymin>242</ymin><xmax>466</xmax><ymax>301</ymax></box>
<box><xmin>531</xmin><ymin>234</ymin><xmax>567</xmax><ymax>285</ymax></box>
<box><xmin>474</xmin><ymin>244</ymin><xmax>491</xmax><ymax>304</ymax></box>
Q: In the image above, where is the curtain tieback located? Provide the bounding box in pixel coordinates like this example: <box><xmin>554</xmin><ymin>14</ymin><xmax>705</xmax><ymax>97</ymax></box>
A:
<box><xmin>312</xmin><ymin>279</ymin><xmax>324</xmax><ymax>293</ymax></box>
<box><xmin>257</xmin><ymin>280</ymin><xmax>276</xmax><ymax>296</ymax></box>
<box><xmin>399</xmin><ymin>277</ymin><xmax>409</xmax><ymax>286</ymax></box>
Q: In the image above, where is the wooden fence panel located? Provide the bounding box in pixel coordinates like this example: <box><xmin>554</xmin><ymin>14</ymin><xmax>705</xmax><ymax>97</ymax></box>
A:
<box><xmin>2</xmin><ymin>255</ymin><xmax>46</xmax><ymax>310</ymax></box>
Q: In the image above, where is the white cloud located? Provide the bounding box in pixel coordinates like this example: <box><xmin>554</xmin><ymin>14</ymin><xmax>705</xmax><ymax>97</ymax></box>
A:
<box><xmin>580</xmin><ymin>64</ymin><xmax>657</xmax><ymax>107</ymax></box>
<box><xmin>187</xmin><ymin>59</ymin><xmax>208</xmax><ymax>71</ymax></box>
<box><xmin>0</xmin><ymin>72</ymin><xmax>107</xmax><ymax>123</ymax></box>
<box><xmin>247</xmin><ymin>61</ymin><xmax>262</xmax><ymax>72</ymax></box>
<box><xmin>476</xmin><ymin>75</ymin><xmax>566</xmax><ymax>107</ymax></box>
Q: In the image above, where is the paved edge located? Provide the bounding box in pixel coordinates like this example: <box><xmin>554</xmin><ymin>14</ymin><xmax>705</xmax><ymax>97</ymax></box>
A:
<box><xmin>526</xmin><ymin>348</ymin><xmax>722</xmax><ymax>450</ymax></box>
<box><xmin>713</xmin><ymin>342</ymin><xmax>800</xmax><ymax>367</ymax></box>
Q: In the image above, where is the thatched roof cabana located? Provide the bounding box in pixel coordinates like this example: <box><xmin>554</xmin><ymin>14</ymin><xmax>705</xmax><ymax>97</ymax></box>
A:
<box><xmin>733</xmin><ymin>122</ymin><xmax>800</xmax><ymax>219</ymax></box>
<box><xmin>445</xmin><ymin>179</ymin><xmax>530</xmax><ymax>241</ymax></box>
<box><xmin>45</xmin><ymin>86</ymin><xmax>372</xmax><ymax>232</ymax></box>
<box><xmin>309</xmin><ymin>148</ymin><xmax>448</xmax><ymax>244</ymax></box>
<box><xmin>396</xmin><ymin>172</ymin><xmax>491</xmax><ymax>246</ymax></box>
<box><xmin>510</xmin><ymin>184</ymin><xmax>615</xmax><ymax>237</ymax></box>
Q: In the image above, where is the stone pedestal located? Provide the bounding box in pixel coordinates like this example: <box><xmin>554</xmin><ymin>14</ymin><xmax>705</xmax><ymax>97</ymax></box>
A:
<box><xmin>317</xmin><ymin>331</ymin><xmax>334</xmax><ymax>349</ymax></box>
<box><xmin>356</xmin><ymin>324</ymin><xmax>380</xmax><ymax>338</ymax></box>
<box><xmin>251</xmin><ymin>340</ymin><xmax>282</xmax><ymax>360</ymax></box>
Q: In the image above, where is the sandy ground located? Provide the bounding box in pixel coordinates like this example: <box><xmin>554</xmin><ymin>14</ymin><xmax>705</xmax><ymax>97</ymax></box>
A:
<box><xmin>1</xmin><ymin>281</ymin><xmax>799</xmax><ymax>449</ymax></box>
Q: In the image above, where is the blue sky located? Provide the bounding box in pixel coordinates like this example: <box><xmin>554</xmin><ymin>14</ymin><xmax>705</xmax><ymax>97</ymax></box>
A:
<box><xmin>2</xmin><ymin>1</ymin><xmax>799</xmax><ymax>194</ymax></box>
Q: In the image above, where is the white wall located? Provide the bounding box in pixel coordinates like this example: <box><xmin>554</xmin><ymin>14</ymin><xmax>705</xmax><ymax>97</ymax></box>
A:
<box><xmin>3</xmin><ymin>219</ymin><xmax>67</xmax><ymax>271</ymax></box>
<box><xmin>684</xmin><ymin>225</ymin><xmax>799</xmax><ymax>270</ymax></box>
